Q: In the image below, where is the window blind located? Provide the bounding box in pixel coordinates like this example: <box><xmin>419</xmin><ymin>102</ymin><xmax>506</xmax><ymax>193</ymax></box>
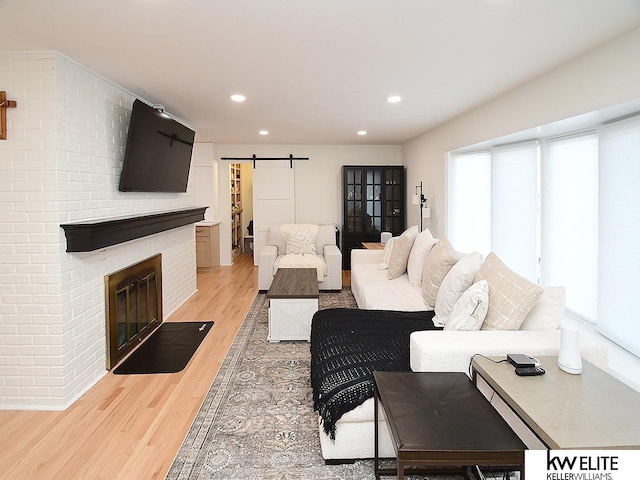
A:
<box><xmin>543</xmin><ymin>133</ymin><xmax>599</xmax><ymax>320</ymax></box>
<box><xmin>448</xmin><ymin>151</ymin><xmax>491</xmax><ymax>255</ymax></box>
<box><xmin>449</xmin><ymin>113</ymin><xmax>640</xmax><ymax>358</ymax></box>
<box><xmin>597</xmin><ymin>117</ymin><xmax>640</xmax><ymax>356</ymax></box>
<box><xmin>490</xmin><ymin>142</ymin><xmax>539</xmax><ymax>281</ymax></box>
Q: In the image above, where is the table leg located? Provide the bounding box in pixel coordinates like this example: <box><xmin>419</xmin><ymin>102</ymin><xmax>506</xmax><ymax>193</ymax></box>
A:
<box><xmin>374</xmin><ymin>384</ymin><xmax>380</xmax><ymax>479</ymax></box>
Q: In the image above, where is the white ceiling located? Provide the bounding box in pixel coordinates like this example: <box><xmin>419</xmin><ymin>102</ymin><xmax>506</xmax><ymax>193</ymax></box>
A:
<box><xmin>2</xmin><ymin>0</ymin><xmax>640</xmax><ymax>145</ymax></box>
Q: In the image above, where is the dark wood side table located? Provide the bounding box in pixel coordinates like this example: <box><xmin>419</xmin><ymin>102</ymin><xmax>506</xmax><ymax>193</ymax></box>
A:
<box><xmin>374</xmin><ymin>371</ymin><xmax>525</xmax><ymax>480</ymax></box>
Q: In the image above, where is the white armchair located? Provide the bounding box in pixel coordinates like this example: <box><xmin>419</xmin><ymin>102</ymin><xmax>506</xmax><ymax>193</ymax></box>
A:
<box><xmin>258</xmin><ymin>224</ymin><xmax>342</xmax><ymax>291</ymax></box>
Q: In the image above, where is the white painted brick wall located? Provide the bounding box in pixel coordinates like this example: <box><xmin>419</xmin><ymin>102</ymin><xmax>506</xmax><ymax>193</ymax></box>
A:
<box><xmin>0</xmin><ymin>52</ymin><xmax>198</xmax><ymax>410</ymax></box>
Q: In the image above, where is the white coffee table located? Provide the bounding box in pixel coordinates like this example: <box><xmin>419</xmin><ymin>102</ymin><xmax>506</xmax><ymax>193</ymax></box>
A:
<box><xmin>266</xmin><ymin>268</ymin><xmax>319</xmax><ymax>342</ymax></box>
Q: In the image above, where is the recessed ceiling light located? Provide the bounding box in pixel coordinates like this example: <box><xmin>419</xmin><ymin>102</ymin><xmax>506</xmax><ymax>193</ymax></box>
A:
<box><xmin>259</xmin><ymin>130</ymin><xmax>269</xmax><ymax>135</ymax></box>
<box><xmin>386</xmin><ymin>95</ymin><xmax>402</xmax><ymax>103</ymax></box>
<box><xmin>230</xmin><ymin>94</ymin><xmax>246</xmax><ymax>102</ymax></box>
<box><xmin>357</xmin><ymin>130</ymin><xmax>367</xmax><ymax>136</ymax></box>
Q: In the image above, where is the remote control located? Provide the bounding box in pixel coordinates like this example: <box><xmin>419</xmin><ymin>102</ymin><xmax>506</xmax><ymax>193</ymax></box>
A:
<box><xmin>515</xmin><ymin>366</ymin><xmax>545</xmax><ymax>376</ymax></box>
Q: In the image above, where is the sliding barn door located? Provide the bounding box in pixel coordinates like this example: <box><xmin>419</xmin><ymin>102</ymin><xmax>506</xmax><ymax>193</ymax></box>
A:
<box><xmin>252</xmin><ymin>160</ymin><xmax>295</xmax><ymax>266</ymax></box>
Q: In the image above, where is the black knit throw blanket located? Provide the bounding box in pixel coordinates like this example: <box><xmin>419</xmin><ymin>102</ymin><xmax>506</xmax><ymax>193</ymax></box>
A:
<box><xmin>310</xmin><ymin>308</ymin><xmax>440</xmax><ymax>440</ymax></box>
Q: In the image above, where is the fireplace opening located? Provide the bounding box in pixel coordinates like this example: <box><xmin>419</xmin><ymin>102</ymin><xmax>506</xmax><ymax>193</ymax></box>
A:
<box><xmin>105</xmin><ymin>254</ymin><xmax>163</xmax><ymax>369</ymax></box>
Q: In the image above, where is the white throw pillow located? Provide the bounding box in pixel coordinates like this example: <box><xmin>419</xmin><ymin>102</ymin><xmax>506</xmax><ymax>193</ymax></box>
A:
<box><xmin>421</xmin><ymin>237</ymin><xmax>461</xmax><ymax>308</ymax></box>
<box><xmin>434</xmin><ymin>252</ymin><xmax>483</xmax><ymax>326</ymax></box>
<box><xmin>475</xmin><ymin>252</ymin><xmax>543</xmax><ymax>331</ymax></box>
<box><xmin>378</xmin><ymin>237</ymin><xmax>397</xmax><ymax>270</ymax></box>
<box><xmin>285</xmin><ymin>231</ymin><xmax>316</xmax><ymax>255</ymax></box>
<box><xmin>407</xmin><ymin>229</ymin><xmax>438</xmax><ymax>286</ymax></box>
<box><xmin>387</xmin><ymin>236</ymin><xmax>414</xmax><ymax>279</ymax></box>
<box><xmin>520</xmin><ymin>286</ymin><xmax>566</xmax><ymax>331</ymax></box>
<box><xmin>401</xmin><ymin>225</ymin><xmax>419</xmax><ymax>240</ymax></box>
<box><xmin>444</xmin><ymin>280</ymin><xmax>489</xmax><ymax>331</ymax></box>
<box><xmin>386</xmin><ymin>226</ymin><xmax>419</xmax><ymax>279</ymax></box>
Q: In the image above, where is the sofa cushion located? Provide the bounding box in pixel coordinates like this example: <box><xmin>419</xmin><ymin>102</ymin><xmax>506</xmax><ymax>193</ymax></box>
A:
<box><xmin>387</xmin><ymin>226</ymin><xmax>419</xmax><ymax>279</ymax></box>
<box><xmin>407</xmin><ymin>229</ymin><xmax>438</xmax><ymax>286</ymax></box>
<box><xmin>274</xmin><ymin>254</ymin><xmax>327</xmax><ymax>278</ymax></box>
<box><xmin>421</xmin><ymin>237</ymin><xmax>461</xmax><ymax>308</ymax></box>
<box><xmin>434</xmin><ymin>251</ymin><xmax>483</xmax><ymax>326</ymax></box>
<box><xmin>520</xmin><ymin>286</ymin><xmax>566</xmax><ymax>331</ymax></box>
<box><xmin>351</xmin><ymin>263</ymin><xmax>428</xmax><ymax>311</ymax></box>
<box><xmin>476</xmin><ymin>252</ymin><xmax>543</xmax><ymax>331</ymax></box>
<box><xmin>444</xmin><ymin>280</ymin><xmax>489</xmax><ymax>331</ymax></box>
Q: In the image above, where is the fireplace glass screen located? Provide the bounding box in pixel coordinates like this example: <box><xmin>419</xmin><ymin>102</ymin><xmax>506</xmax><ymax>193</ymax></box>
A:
<box><xmin>106</xmin><ymin>254</ymin><xmax>162</xmax><ymax>369</ymax></box>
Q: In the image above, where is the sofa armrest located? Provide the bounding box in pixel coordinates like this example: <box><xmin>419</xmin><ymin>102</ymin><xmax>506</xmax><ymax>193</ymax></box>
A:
<box><xmin>258</xmin><ymin>245</ymin><xmax>278</xmax><ymax>290</ymax></box>
<box><xmin>324</xmin><ymin>244</ymin><xmax>342</xmax><ymax>268</ymax></box>
<box><xmin>351</xmin><ymin>249</ymin><xmax>383</xmax><ymax>266</ymax></box>
<box><xmin>410</xmin><ymin>330</ymin><xmax>608</xmax><ymax>375</ymax></box>
<box><xmin>323</xmin><ymin>244</ymin><xmax>343</xmax><ymax>289</ymax></box>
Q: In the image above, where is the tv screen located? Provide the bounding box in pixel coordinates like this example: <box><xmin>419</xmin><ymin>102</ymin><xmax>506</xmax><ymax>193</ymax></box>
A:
<box><xmin>119</xmin><ymin>99</ymin><xmax>195</xmax><ymax>193</ymax></box>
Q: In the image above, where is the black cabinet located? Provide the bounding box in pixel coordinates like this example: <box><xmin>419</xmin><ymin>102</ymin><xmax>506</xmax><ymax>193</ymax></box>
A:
<box><xmin>342</xmin><ymin>165</ymin><xmax>405</xmax><ymax>269</ymax></box>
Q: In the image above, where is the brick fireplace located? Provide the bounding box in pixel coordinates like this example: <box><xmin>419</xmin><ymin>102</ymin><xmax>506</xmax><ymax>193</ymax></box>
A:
<box><xmin>0</xmin><ymin>52</ymin><xmax>200</xmax><ymax>410</ymax></box>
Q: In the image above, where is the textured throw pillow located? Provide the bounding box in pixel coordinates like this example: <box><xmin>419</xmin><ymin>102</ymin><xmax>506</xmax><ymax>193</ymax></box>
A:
<box><xmin>387</xmin><ymin>236</ymin><xmax>414</xmax><ymax>279</ymax></box>
<box><xmin>444</xmin><ymin>280</ymin><xmax>489</xmax><ymax>331</ymax></box>
<box><xmin>406</xmin><ymin>229</ymin><xmax>438</xmax><ymax>286</ymax></box>
<box><xmin>434</xmin><ymin>252</ymin><xmax>483</xmax><ymax>326</ymax></box>
<box><xmin>378</xmin><ymin>237</ymin><xmax>397</xmax><ymax>270</ymax></box>
<box><xmin>519</xmin><ymin>286</ymin><xmax>566</xmax><ymax>331</ymax></box>
<box><xmin>476</xmin><ymin>252</ymin><xmax>543</xmax><ymax>331</ymax></box>
<box><xmin>387</xmin><ymin>226</ymin><xmax>419</xmax><ymax>279</ymax></box>
<box><xmin>421</xmin><ymin>237</ymin><xmax>461</xmax><ymax>308</ymax></box>
<box><xmin>285</xmin><ymin>231</ymin><xmax>316</xmax><ymax>255</ymax></box>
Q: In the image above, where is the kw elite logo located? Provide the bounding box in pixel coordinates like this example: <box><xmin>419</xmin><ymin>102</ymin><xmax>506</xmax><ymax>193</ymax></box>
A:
<box><xmin>545</xmin><ymin>451</ymin><xmax>618</xmax><ymax>480</ymax></box>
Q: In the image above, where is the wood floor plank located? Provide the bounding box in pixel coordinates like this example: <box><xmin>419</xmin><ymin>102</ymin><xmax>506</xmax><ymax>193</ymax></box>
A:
<box><xmin>0</xmin><ymin>254</ymin><xmax>257</xmax><ymax>480</ymax></box>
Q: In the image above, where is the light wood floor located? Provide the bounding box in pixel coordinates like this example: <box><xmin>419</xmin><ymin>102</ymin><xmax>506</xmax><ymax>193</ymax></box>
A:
<box><xmin>0</xmin><ymin>254</ymin><xmax>258</xmax><ymax>480</ymax></box>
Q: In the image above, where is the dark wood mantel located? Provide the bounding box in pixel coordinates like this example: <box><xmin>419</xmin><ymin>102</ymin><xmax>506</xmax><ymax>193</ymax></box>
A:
<box><xmin>60</xmin><ymin>207</ymin><xmax>207</xmax><ymax>252</ymax></box>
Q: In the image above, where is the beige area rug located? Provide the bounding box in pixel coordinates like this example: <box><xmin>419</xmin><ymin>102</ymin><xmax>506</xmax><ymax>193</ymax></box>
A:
<box><xmin>166</xmin><ymin>289</ymin><xmax>464</xmax><ymax>480</ymax></box>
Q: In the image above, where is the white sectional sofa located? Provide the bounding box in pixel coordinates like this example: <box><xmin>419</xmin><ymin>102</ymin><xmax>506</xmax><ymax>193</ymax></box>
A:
<box><xmin>320</xmin><ymin>330</ymin><xmax>608</xmax><ymax>461</ymax></box>
<box><xmin>316</xmin><ymin>230</ymin><xmax>608</xmax><ymax>461</ymax></box>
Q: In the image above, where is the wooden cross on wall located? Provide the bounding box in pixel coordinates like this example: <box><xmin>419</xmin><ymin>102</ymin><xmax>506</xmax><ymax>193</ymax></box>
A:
<box><xmin>0</xmin><ymin>91</ymin><xmax>18</xmax><ymax>140</ymax></box>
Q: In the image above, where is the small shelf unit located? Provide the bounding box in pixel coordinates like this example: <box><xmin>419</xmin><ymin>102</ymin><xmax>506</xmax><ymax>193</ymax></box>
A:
<box><xmin>230</xmin><ymin>163</ymin><xmax>243</xmax><ymax>260</ymax></box>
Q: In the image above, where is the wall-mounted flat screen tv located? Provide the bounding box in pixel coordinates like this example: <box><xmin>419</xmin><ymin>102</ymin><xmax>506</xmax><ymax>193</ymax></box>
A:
<box><xmin>119</xmin><ymin>99</ymin><xmax>195</xmax><ymax>193</ymax></box>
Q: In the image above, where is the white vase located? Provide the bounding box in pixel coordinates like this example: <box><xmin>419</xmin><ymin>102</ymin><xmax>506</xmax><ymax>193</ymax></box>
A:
<box><xmin>557</xmin><ymin>326</ymin><xmax>583</xmax><ymax>374</ymax></box>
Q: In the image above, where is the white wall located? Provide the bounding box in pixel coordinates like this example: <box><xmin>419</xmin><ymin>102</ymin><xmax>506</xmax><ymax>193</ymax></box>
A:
<box><xmin>215</xmin><ymin>144</ymin><xmax>401</xmax><ymax>265</ymax></box>
<box><xmin>192</xmin><ymin>143</ymin><xmax>217</xmax><ymax>222</ymax></box>
<box><xmin>403</xmin><ymin>27</ymin><xmax>640</xmax><ymax>238</ymax></box>
<box><xmin>0</xmin><ymin>52</ymin><xmax>198</xmax><ymax>409</ymax></box>
<box><xmin>402</xmin><ymin>28</ymin><xmax>640</xmax><ymax>388</ymax></box>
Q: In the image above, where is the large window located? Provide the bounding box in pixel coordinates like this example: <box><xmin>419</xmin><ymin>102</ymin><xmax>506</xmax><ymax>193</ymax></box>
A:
<box><xmin>543</xmin><ymin>133</ymin><xmax>599</xmax><ymax>320</ymax></box>
<box><xmin>597</xmin><ymin>118</ymin><xmax>640</xmax><ymax>356</ymax></box>
<box><xmin>491</xmin><ymin>142</ymin><xmax>539</xmax><ymax>282</ymax></box>
<box><xmin>448</xmin><ymin>116</ymin><xmax>640</xmax><ymax>357</ymax></box>
<box><xmin>448</xmin><ymin>151</ymin><xmax>491</xmax><ymax>255</ymax></box>
<box><xmin>448</xmin><ymin>142</ymin><xmax>539</xmax><ymax>282</ymax></box>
